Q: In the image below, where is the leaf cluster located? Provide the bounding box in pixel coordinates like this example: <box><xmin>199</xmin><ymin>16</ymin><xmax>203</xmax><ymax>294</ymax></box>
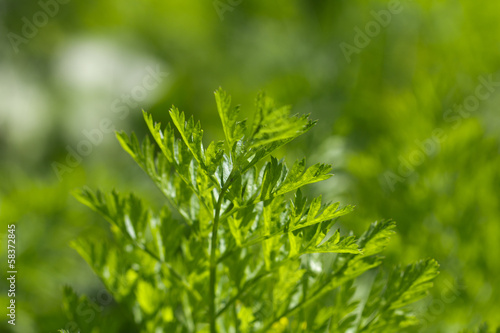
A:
<box><xmin>65</xmin><ymin>89</ymin><xmax>439</xmax><ymax>333</ymax></box>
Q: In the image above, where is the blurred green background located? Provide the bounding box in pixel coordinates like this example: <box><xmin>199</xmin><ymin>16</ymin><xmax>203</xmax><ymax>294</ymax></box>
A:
<box><xmin>1</xmin><ymin>0</ymin><xmax>499</xmax><ymax>332</ymax></box>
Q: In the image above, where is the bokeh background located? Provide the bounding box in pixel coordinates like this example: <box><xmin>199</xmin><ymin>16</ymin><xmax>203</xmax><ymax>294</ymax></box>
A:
<box><xmin>1</xmin><ymin>0</ymin><xmax>499</xmax><ymax>332</ymax></box>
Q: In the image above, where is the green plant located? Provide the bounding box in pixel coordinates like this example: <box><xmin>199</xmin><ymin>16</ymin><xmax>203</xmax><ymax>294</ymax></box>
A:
<box><xmin>65</xmin><ymin>89</ymin><xmax>439</xmax><ymax>332</ymax></box>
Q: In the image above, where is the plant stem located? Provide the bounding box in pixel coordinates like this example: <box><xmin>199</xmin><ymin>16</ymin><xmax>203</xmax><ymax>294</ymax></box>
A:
<box><xmin>209</xmin><ymin>169</ymin><xmax>237</xmax><ymax>333</ymax></box>
<box><xmin>209</xmin><ymin>199</ymin><xmax>222</xmax><ymax>332</ymax></box>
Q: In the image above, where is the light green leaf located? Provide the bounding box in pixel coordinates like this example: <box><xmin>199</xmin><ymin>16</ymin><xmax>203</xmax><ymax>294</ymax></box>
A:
<box><xmin>169</xmin><ymin>106</ymin><xmax>206</xmax><ymax>168</ymax></box>
<box><xmin>307</xmin><ymin>231</ymin><xmax>360</xmax><ymax>254</ymax></box>
<box><xmin>275</xmin><ymin>159</ymin><xmax>332</xmax><ymax>196</ymax></box>
<box><xmin>358</xmin><ymin>220</ymin><xmax>397</xmax><ymax>257</ymax></box>
<box><xmin>214</xmin><ymin>87</ymin><xmax>246</xmax><ymax>153</ymax></box>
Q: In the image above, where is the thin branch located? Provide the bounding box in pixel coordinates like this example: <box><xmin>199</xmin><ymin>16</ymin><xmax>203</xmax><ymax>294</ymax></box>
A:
<box><xmin>209</xmin><ymin>169</ymin><xmax>238</xmax><ymax>333</ymax></box>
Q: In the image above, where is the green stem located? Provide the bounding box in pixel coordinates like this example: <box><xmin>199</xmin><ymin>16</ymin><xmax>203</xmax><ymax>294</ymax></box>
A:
<box><xmin>209</xmin><ymin>169</ymin><xmax>237</xmax><ymax>333</ymax></box>
<box><xmin>209</xmin><ymin>198</ymin><xmax>223</xmax><ymax>333</ymax></box>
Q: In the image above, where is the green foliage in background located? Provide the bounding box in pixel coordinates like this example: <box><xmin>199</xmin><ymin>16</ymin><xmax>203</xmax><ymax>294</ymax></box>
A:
<box><xmin>66</xmin><ymin>90</ymin><xmax>439</xmax><ymax>332</ymax></box>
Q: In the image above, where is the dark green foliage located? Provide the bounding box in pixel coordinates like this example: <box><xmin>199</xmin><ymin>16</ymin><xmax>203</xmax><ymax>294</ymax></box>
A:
<box><xmin>59</xmin><ymin>286</ymin><xmax>136</xmax><ymax>333</ymax></box>
<box><xmin>460</xmin><ymin>324</ymin><xmax>500</xmax><ymax>333</ymax></box>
